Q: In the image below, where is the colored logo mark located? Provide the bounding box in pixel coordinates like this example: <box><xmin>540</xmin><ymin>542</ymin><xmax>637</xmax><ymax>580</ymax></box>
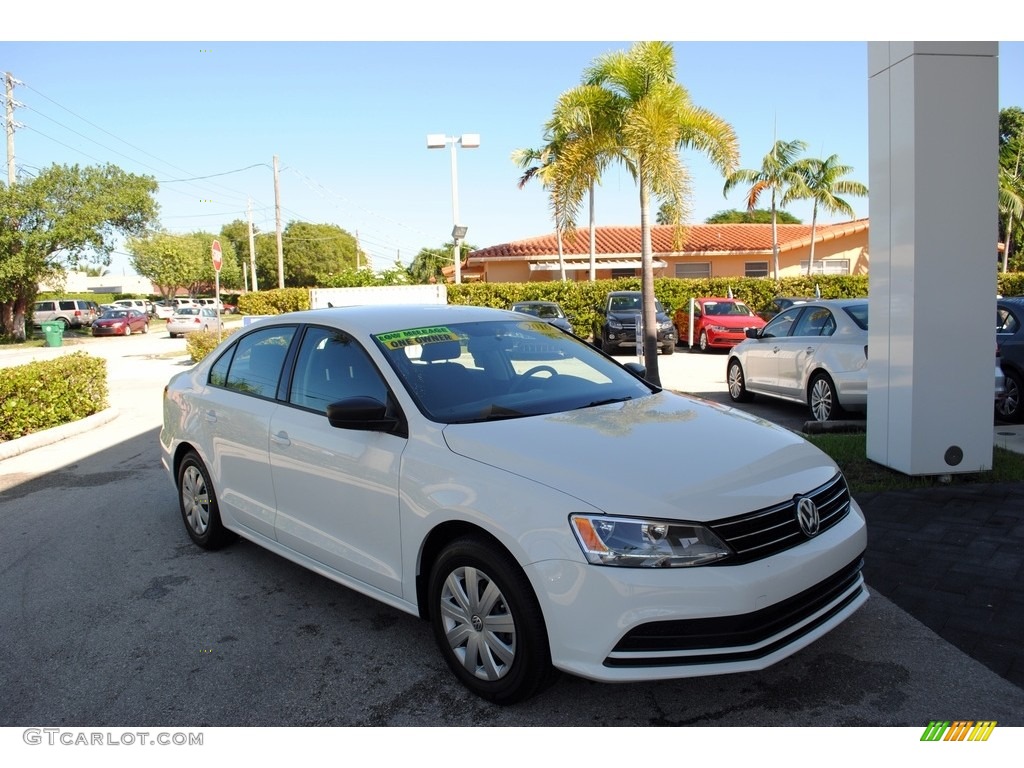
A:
<box><xmin>920</xmin><ymin>720</ymin><xmax>997</xmax><ymax>741</ymax></box>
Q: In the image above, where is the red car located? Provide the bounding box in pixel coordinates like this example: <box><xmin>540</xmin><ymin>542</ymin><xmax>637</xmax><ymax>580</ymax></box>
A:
<box><xmin>91</xmin><ymin>309</ymin><xmax>150</xmax><ymax>337</ymax></box>
<box><xmin>674</xmin><ymin>297</ymin><xmax>766</xmax><ymax>352</ymax></box>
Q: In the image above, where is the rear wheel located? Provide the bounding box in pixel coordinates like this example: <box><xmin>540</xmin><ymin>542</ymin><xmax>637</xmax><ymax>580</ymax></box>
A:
<box><xmin>998</xmin><ymin>369</ymin><xmax>1022</xmax><ymax>422</ymax></box>
<box><xmin>142</xmin><ymin>322</ymin><xmax>149</xmax><ymax>334</ymax></box>
<box><xmin>727</xmin><ymin>359</ymin><xmax>754</xmax><ymax>402</ymax></box>
<box><xmin>177</xmin><ymin>451</ymin><xmax>235</xmax><ymax>550</ymax></box>
<box><xmin>429</xmin><ymin>536</ymin><xmax>556</xmax><ymax>704</ymax></box>
<box><xmin>809</xmin><ymin>371</ymin><xmax>846</xmax><ymax>422</ymax></box>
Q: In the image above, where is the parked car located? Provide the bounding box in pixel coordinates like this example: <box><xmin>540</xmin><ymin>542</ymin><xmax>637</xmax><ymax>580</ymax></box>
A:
<box><xmin>674</xmin><ymin>297</ymin><xmax>766</xmax><ymax>352</ymax></box>
<box><xmin>91</xmin><ymin>308</ymin><xmax>150</xmax><ymax>337</ymax></box>
<box><xmin>598</xmin><ymin>290</ymin><xmax>677</xmax><ymax>355</ymax></box>
<box><xmin>32</xmin><ymin>298</ymin><xmax>97</xmax><ymax>329</ymax></box>
<box><xmin>153</xmin><ymin>302</ymin><xmax>176</xmax><ymax>320</ymax></box>
<box><xmin>166</xmin><ymin>307</ymin><xmax>222</xmax><ymax>338</ymax></box>
<box><xmin>727</xmin><ymin>299</ymin><xmax>869</xmax><ymax>421</ymax></box>
<box><xmin>161</xmin><ymin>304</ymin><xmax>868</xmax><ymax>704</ymax></box>
<box><xmin>112</xmin><ymin>299</ymin><xmax>151</xmax><ymax>315</ymax></box>
<box><xmin>197</xmin><ymin>297</ymin><xmax>225</xmax><ymax>312</ymax></box>
<box><xmin>728</xmin><ymin>298</ymin><xmax>1005</xmax><ymax>423</ymax></box>
<box><xmin>510</xmin><ymin>300</ymin><xmax>573</xmax><ymax>334</ymax></box>
<box><xmin>997</xmin><ymin>296</ymin><xmax>1024</xmax><ymax>422</ymax></box>
<box><xmin>757</xmin><ymin>296</ymin><xmax>812</xmax><ymax>322</ymax></box>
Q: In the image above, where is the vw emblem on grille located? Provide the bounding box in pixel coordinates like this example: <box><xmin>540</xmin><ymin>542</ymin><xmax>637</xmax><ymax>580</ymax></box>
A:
<box><xmin>796</xmin><ymin>496</ymin><xmax>820</xmax><ymax>537</ymax></box>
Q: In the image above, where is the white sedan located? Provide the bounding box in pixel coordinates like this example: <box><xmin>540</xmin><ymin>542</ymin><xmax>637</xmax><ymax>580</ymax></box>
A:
<box><xmin>166</xmin><ymin>306</ymin><xmax>222</xmax><ymax>338</ymax></box>
<box><xmin>160</xmin><ymin>304</ymin><xmax>868</xmax><ymax>703</ymax></box>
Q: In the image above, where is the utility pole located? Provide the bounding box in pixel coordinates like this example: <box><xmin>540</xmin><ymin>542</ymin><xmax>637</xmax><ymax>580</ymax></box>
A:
<box><xmin>273</xmin><ymin>155</ymin><xmax>284</xmax><ymax>289</ymax></box>
<box><xmin>5</xmin><ymin>72</ymin><xmax>17</xmax><ymax>186</ymax></box>
<box><xmin>247</xmin><ymin>197</ymin><xmax>258</xmax><ymax>292</ymax></box>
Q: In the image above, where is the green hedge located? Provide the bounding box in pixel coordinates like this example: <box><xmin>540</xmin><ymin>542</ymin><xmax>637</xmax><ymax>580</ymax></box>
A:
<box><xmin>236</xmin><ymin>288</ymin><xmax>310</xmax><ymax>316</ymax></box>
<box><xmin>185</xmin><ymin>328</ymin><xmax>241</xmax><ymax>363</ymax></box>
<box><xmin>0</xmin><ymin>353</ymin><xmax>108</xmax><ymax>441</ymax></box>
<box><xmin>448</xmin><ymin>275</ymin><xmax>871</xmax><ymax>340</ymax></box>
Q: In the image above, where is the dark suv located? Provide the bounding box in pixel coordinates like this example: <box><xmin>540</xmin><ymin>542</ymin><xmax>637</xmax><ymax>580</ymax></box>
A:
<box><xmin>598</xmin><ymin>290</ymin><xmax>677</xmax><ymax>355</ymax></box>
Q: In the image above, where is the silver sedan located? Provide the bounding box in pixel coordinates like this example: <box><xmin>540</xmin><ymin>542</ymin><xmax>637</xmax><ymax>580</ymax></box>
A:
<box><xmin>726</xmin><ymin>299</ymin><xmax>869</xmax><ymax>422</ymax></box>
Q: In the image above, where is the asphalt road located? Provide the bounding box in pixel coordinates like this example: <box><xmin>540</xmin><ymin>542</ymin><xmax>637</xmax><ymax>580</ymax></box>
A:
<box><xmin>1</xmin><ymin>329</ymin><xmax>1022</xmax><ymax>729</ymax></box>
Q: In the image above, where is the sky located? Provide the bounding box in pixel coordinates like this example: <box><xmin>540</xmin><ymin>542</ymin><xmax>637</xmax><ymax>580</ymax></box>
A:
<box><xmin>3</xmin><ymin>15</ymin><xmax>1022</xmax><ymax>282</ymax></box>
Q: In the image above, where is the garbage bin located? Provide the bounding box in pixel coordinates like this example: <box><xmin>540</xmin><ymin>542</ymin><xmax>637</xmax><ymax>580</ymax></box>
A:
<box><xmin>41</xmin><ymin>321</ymin><xmax>64</xmax><ymax>348</ymax></box>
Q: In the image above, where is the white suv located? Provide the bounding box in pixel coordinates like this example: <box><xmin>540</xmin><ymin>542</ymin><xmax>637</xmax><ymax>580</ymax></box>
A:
<box><xmin>33</xmin><ymin>299</ymin><xmax>98</xmax><ymax>329</ymax></box>
<box><xmin>112</xmin><ymin>299</ymin><xmax>151</xmax><ymax>315</ymax></box>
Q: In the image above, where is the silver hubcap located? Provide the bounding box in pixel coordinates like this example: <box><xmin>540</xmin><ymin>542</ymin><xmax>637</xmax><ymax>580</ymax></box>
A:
<box><xmin>439</xmin><ymin>566</ymin><xmax>516</xmax><ymax>681</ymax></box>
<box><xmin>810</xmin><ymin>378</ymin><xmax>833</xmax><ymax>421</ymax></box>
<box><xmin>181</xmin><ymin>465</ymin><xmax>210</xmax><ymax>535</ymax></box>
<box><xmin>700</xmin><ymin>332</ymin><xmax>707</xmax><ymax>350</ymax></box>
<box><xmin>728</xmin><ymin>364</ymin><xmax>744</xmax><ymax>398</ymax></box>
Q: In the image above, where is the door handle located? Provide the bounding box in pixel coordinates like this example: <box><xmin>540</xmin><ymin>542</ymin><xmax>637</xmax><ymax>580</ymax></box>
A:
<box><xmin>271</xmin><ymin>431</ymin><xmax>291</xmax><ymax>447</ymax></box>
<box><xmin>204</xmin><ymin>410</ymin><xmax>217</xmax><ymax>423</ymax></box>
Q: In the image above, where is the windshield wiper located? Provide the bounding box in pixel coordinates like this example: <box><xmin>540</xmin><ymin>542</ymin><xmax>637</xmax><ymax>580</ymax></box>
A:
<box><xmin>579</xmin><ymin>396</ymin><xmax>633</xmax><ymax>409</ymax></box>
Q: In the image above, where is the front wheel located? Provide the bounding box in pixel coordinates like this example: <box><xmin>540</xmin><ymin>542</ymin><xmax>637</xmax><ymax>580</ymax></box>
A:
<box><xmin>808</xmin><ymin>371</ymin><xmax>846</xmax><ymax>422</ymax></box>
<box><xmin>727</xmin><ymin>359</ymin><xmax>754</xmax><ymax>402</ymax></box>
<box><xmin>124</xmin><ymin>325</ymin><xmax>131</xmax><ymax>336</ymax></box>
<box><xmin>429</xmin><ymin>537</ymin><xmax>556</xmax><ymax>705</ymax></box>
<box><xmin>698</xmin><ymin>330</ymin><xmax>709</xmax><ymax>352</ymax></box>
<box><xmin>177</xmin><ymin>451</ymin><xmax>235</xmax><ymax>550</ymax></box>
<box><xmin>662</xmin><ymin>343</ymin><xmax>675</xmax><ymax>356</ymax></box>
<box><xmin>997</xmin><ymin>368</ymin><xmax>1022</xmax><ymax>423</ymax></box>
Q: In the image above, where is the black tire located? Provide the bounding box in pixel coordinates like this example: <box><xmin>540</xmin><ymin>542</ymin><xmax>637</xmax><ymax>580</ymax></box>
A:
<box><xmin>698</xmin><ymin>330</ymin><xmax>709</xmax><ymax>352</ymax></box>
<box><xmin>998</xmin><ymin>368</ymin><xmax>1023</xmax><ymax>423</ymax></box>
<box><xmin>662</xmin><ymin>343</ymin><xmax>675</xmax><ymax>356</ymax></box>
<box><xmin>727</xmin><ymin>358</ymin><xmax>755</xmax><ymax>402</ymax></box>
<box><xmin>124</xmin><ymin>325</ymin><xmax>131</xmax><ymax>336</ymax></box>
<box><xmin>58</xmin><ymin>317</ymin><xmax>70</xmax><ymax>331</ymax></box>
<box><xmin>169</xmin><ymin>332</ymin><xmax>178</xmax><ymax>339</ymax></box>
<box><xmin>808</xmin><ymin>371</ymin><xmax>846</xmax><ymax>422</ymax></box>
<box><xmin>428</xmin><ymin>536</ymin><xmax>556</xmax><ymax>705</ymax></box>
<box><xmin>177</xmin><ymin>451</ymin><xmax>235</xmax><ymax>550</ymax></box>
<box><xmin>142</xmin><ymin>322</ymin><xmax>149</xmax><ymax>334</ymax></box>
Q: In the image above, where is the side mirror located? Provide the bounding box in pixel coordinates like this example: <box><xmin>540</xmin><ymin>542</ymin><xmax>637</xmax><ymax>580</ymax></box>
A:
<box><xmin>745</xmin><ymin>327</ymin><xmax>761</xmax><ymax>339</ymax></box>
<box><xmin>326</xmin><ymin>396</ymin><xmax>400</xmax><ymax>432</ymax></box>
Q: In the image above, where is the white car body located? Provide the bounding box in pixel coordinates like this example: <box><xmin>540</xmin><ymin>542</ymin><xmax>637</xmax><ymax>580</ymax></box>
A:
<box><xmin>160</xmin><ymin>304</ymin><xmax>868</xmax><ymax>702</ymax></box>
<box><xmin>166</xmin><ymin>306</ymin><xmax>222</xmax><ymax>337</ymax></box>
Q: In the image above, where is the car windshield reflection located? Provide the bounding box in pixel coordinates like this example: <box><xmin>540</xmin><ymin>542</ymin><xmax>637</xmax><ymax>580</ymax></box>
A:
<box><xmin>374</xmin><ymin>320</ymin><xmax>654</xmax><ymax>423</ymax></box>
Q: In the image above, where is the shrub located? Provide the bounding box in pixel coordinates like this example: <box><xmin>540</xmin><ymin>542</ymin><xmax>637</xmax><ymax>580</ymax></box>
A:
<box><xmin>185</xmin><ymin>328</ymin><xmax>240</xmax><ymax>363</ymax></box>
<box><xmin>237</xmin><ymin>288</ymin><xmax>309</xmax><ymax>316</ymax></box>
<box><xmin>0</xmin><ymin>352</ymin><xmax>108</xmax><ymax>441</ymax></box>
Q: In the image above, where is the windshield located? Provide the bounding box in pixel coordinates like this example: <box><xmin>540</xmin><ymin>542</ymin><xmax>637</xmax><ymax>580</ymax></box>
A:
<box><xmin>514</xmin><ymin>303</ymin><xmax>564</xmax><ymax>319</ymax></box>
<box><xmin>374</xmin><ymin>319</ymin><xmax>656</xmax><ymax>423</ymax></box>
<box><xmin>703</xmin><ymin>301</ymin><xmax>754</xmax><ymax>316</ymax></box>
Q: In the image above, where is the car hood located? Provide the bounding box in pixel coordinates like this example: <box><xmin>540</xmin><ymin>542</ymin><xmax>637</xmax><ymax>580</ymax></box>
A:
<box><xmin>441</xmin><ymin>391</ymin><xmax>839</xmax><ymax>521</ymax></box>
<box><xmin>703</xmin><ymin>315</ymin><xmax>762</xmax><ymax>328</ymax></box>
<box><xmin>608</xmin><ymin>311</ymin><xmax>670</xmax><ymax>323</ymax></box>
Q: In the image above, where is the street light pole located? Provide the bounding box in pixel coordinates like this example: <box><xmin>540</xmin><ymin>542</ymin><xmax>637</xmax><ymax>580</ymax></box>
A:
<box><xmin>427</xmin><ymin>133</ymin><xmax>479</xmax><ymax>284</ymax></box>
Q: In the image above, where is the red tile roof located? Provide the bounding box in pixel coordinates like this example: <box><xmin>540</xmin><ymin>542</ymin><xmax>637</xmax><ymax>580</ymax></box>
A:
<box><xmin>468</xmin><ymin>219</ymin><xmax>869</xmax><ymax>261</ymax></box>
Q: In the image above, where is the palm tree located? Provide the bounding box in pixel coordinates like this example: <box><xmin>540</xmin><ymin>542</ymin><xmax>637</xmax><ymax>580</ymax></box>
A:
<box><xmin>999</xmin><ymin>137</ymin><xmax>1023</xmax><ymax>273</ymax></box>
<box><xmin>511</xmin><ymin>145</ymin><xmax>568</xmax><ymax>281</ymax></box>
<box><xmin>580</xmin><ymin>41</ymin><xmax>739</xmax><ymax>386</ymax></box>
<box><xmin>723</xmin><ymin>138</ymin><xmax>808</xmax><ymax>280</ymax></box>
<box><xmin>790</xmin><ymin>154</ymin><xmax>868</xmax><ymax>275</ymax></box>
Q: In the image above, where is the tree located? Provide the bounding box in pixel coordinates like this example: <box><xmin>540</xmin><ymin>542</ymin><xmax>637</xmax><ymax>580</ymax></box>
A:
<box><xmin>219</xmin><ymin>219</ymin><xmax>257</xmax><ymax>290</ymax></box>
<box><xmin>279</xmin><ymin>222</ymin><xmax>362</xmax><ymax>287</ymax></box>
<box><xmin>578</xmin><ymin>41</ymin><xmax>740</xmax><ymax>386</ymax></box>
<box><xmin>129</xmin><ymin>231</ymin><xmax>241</xmax><ymax>299</ymax></box>
<box><xmin>789</xmin><ymin>154</ymin><xmax>868</xmax><ymax>275</ymax></box>
<box><xmin>0</xmin><ymin>163</ymin><xmax>158</xmax><ymax>340</ymax></box>
<box><xmin>723</xmin><ymin>138</ymin><xmax>808</xmax><ymax>280</ymax></box>
<box><xmin>408</xmin><ymin>242</ymin><xmax>473</xmax><ymax>284</ymax></box>
<box><xmin>511</xmin><ymin>145</ymin><xmax>568</xmax><ymax>281</ymax></box>
<box><xmin>1000</xmin><ymin>107</ymin><xmax>1024</xmax><ymax>272</ymax></box>
<box><xmin>704</xmin><ymin>208</ymin><xmax>802</xmax><ymax>224</ymax></box>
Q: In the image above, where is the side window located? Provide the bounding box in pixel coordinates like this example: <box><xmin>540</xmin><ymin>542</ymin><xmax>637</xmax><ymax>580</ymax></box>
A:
<box><xmin>792</xmin><ymin>308</ymin><xmax>834</xmax><ymax>337</ymax></box>
<box><xmin>223</xmin><ymin>327</ymin><xmax>296</xmax><ymax>399</ymax></box>
<box><xmin>289</xmin><ymin>326</ymin><xmax>388</xmax><ymax>413</ymax></box>
<box><xmin>761</xmin><ymin>307</ymin><xmax>802</xmax><ymax>339</ymax></box>
<box><xmin>59</xmin><ymin>300</ymin><xmax>76</xmax><ymax>311</ymax></box>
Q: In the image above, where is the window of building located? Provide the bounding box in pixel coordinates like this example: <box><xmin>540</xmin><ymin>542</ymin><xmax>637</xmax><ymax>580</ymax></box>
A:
<box><xmin>675</xmin><ymin>262</ymin><xmax>710</xmax><ymax>279</ymax></box>
<box><xmin>610</xmin><ymin>268</ymin><xmax>637</xmax><ymax>279</ymax></box>
<box><xmin>744</xmin><ymin>261</ymin><xmax>769</xmax><ymax>278</ymax></box>
<box><xmin>800</xmin><ymin>259</ymin><xmax>850</xmax><ymax>275</ymax></box>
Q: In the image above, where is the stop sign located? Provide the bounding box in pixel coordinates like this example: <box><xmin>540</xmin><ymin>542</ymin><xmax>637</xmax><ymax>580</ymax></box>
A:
<box><xmin>211</xmin><ymin>240</ymin><xmax>223</xmax><ymax>272</ymax></box>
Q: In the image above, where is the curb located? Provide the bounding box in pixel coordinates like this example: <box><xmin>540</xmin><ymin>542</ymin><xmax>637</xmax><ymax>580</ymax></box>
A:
<box><xmin>0</xmin><ymin>408</ymin><xmax>120</xmax><ymax>462</ymax></box>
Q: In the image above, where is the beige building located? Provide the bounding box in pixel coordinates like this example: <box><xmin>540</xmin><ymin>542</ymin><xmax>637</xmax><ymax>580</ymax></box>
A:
<box><xmin>455</xmin><ymin>219</ymin><xmax>870</xmax><ymax>283</ymax></box>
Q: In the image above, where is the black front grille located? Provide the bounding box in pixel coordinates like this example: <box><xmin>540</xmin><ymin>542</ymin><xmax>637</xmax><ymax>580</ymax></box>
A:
<box><xmin>708</xmin><ymin>473</ymin><xmax>852</xmax><ymax>565</ymax></box>
<box><xmin>606</xmin><ymin>554</ymin><xmax>865</xmax><ymax>666</ymax></box>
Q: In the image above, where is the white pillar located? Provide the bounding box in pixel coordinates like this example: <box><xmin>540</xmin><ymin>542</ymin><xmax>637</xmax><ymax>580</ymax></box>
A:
<box><xmin>867</xmin><ymin>42</ymin><xmax>998</xmax><ymax>475</ymax></box>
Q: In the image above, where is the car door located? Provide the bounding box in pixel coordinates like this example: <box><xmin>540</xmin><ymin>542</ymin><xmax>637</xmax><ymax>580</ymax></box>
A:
<box><xmin>199</xmin><ymin>325</ymin><xmax>298</xmax><ymax>540</ymax></box>
<box><xmin>269</xmin><ymin>325</ymin><xmax>406</xmax><ymax>597</ymax></box>
<box><xmin>743</xmin><ymin>306</ymin><xmax>802</xmax><ymax>393</ymax></box>
<box><xmin>776</xmin><ymin>307</ymin><xmax>836</xmax><ymax>399</ymax></box>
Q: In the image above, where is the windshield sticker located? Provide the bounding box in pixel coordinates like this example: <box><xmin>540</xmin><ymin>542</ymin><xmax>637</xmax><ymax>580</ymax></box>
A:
<box><xmin>375</xmin><ymin>326</ymin><xmax>461</xmax><ymax>350</ymax></box>
<box><xmin>518</xmin><ymin>320</ymin><xmax>561</xmax><ymax>337</ymax></box>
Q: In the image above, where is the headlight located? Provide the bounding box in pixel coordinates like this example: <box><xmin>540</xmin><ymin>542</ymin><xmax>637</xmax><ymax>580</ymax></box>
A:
<box><xmin>657</xmin><ymin>320</ymin><xmax>673</xmax><ymax>330</ymax></box>
<box><xmin>707</xmin><ymin>325</ymin><xmax>728</xmax><ymax>332</ymax></box>
<box><xmin>570</xmin><ymin>514</ymin><xmax>732</xmax><ymax>567</ymax></box>
<box><xmin>608</xmin><ymin>318</ymin><xmax>623</xmax><ymax>330</ymax></box>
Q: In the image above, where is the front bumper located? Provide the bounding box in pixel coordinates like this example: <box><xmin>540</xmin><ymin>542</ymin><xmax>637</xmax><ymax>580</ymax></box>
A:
<box><xmin>525</xmin><ymin>498</ymin><xmax>868</xmax><ymax>682</ymax></box>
